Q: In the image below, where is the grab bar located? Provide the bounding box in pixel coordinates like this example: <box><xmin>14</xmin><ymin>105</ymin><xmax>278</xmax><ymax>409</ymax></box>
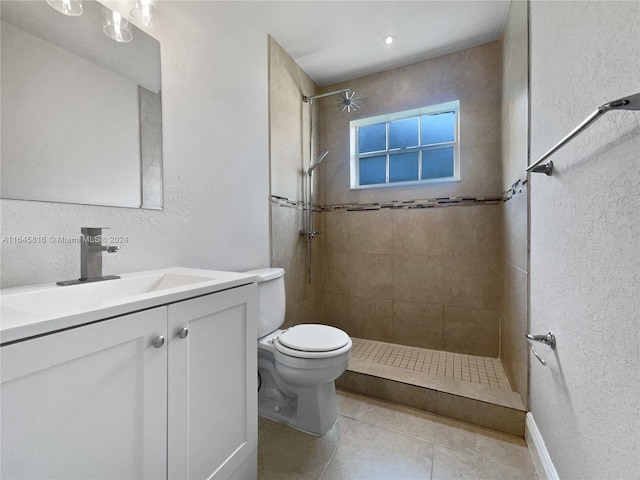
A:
<box><xmin>527</xmin><ymin>92</ymin><xmax>640</xmax><ymax>176</ymax></box>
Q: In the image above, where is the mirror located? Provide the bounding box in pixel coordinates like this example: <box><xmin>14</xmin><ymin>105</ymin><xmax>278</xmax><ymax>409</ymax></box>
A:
<box><xmin>0</xmin><ymin>0</ymin><xmax>162</xmax><ymax>209</ymax></box>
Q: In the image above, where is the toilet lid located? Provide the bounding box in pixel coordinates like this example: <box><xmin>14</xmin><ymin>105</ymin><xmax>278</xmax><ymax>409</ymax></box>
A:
<box><xmin>277</xmin><ymin>324</ymin><xmax>350</xmax><ymax>352</ymax></box>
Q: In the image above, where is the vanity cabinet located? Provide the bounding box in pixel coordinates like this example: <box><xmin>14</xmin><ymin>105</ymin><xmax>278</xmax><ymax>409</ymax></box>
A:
<box><xmin>0</xmin><ymin>283</ymin><xmax>257</xmax><ymax>480</ymax></box>
<box><xmin>1</xmin><ymin>307</ymin><xmax>168</xmax><ymax>479</ymax></box>
<box><xmin>168</xmin><ymin>285</ymin><xmax>258</xmax><ymax>479</ymax></box>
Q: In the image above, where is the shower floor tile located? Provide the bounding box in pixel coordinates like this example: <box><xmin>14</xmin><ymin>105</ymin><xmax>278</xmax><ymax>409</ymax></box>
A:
<box><xmin>351</xmin><ymin>338</ymin><xmax>512</xmax><ymax>392</ymax></box>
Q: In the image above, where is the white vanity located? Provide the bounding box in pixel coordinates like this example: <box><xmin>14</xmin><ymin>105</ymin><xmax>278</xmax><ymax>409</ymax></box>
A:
<box><xmin>0</xmin><ymin>267</ymin><xmax>258</xmax><ymax>479</ymax></box>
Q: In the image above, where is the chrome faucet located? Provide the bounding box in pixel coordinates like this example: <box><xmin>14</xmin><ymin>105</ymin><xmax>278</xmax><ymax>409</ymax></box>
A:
<box><xmin>57</xmin><ymin>227</ymin><xmax>121</xmax><ymax>286</ymax></box>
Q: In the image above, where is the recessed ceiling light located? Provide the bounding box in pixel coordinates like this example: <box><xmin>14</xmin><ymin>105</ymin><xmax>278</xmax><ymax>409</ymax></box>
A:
<box><xmin>383</xmin><ymin>35</ymin><xmax>396</xmax><ymax>45</ymax></box>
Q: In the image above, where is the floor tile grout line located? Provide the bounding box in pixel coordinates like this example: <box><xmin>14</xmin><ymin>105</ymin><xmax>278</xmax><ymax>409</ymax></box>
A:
<box><xmin>317</xmin><ymin>416</ymin><xmax>354</xmax><ymax>480</ymax></box>
<box><xmin>337</xmin><ymin>393</ymin><xmax>530</xmax><ymax>479</ymax></box>
<box><xmin>352</xmin><ymin>337</ymin><xmax>512</xmax><ymax>392</ymax></box>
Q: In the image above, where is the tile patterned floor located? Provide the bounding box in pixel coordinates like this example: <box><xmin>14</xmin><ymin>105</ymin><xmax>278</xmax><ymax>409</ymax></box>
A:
<box><xmin>258</xmin><ymin>390</ymin><xmax>537</xmax><ymax>480</ymax></box>
<box><xmin>352</xmin><ymin>338</ymin><xmax>512</xmax><ymax>391</ymax></box>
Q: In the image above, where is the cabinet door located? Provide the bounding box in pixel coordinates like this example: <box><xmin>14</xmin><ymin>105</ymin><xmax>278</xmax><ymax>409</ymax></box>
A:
<box><xmin>168</xmin><ymin>284</ymin><xmax>257</xmax><ymax>480</ymax></box>
<box><xmin>0</xmin><ymin>307</ymin><xmax>168</xmax><ymax>480</ymax></box>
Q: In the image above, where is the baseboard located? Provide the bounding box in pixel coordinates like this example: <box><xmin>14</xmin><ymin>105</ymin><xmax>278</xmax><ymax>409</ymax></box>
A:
<box><xmin>525</xmin><ymin>412</ymin><xmax>559</xmax><ymax>480</ymax></box>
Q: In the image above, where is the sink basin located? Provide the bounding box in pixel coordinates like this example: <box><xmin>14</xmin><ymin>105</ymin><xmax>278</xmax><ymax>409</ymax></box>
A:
<box><xmin>0</xmin><ymin>267</ymin><xmax>258</xmax><ymax>343</ymax></box>
<box><xmin>2</xmin><ymin>273</ymin><xmax>213</xmax><ymax>316</ymax></box>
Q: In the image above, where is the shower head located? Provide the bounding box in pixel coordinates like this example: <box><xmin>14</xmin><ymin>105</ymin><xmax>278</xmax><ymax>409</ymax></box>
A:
<box><xmin>603</xmin><ymin>92</ymin><xmax>640</xmax><ymax>111</ymax></box>
<box><xmin>308</xmin><ymin>150</ymin><xmax>329</xmax><ymax>175</ymax></box>
<box><xmin>337</xmin><ymin>91</ymin><xmax>361</xmax><ymax>113</ymax></box>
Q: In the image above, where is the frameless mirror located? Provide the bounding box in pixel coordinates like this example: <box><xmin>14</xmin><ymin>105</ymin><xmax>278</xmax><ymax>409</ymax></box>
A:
<box><xmin>1</xmin><ymin>0</ymin><xmax>162</xmax><ymax>209</ymax></box>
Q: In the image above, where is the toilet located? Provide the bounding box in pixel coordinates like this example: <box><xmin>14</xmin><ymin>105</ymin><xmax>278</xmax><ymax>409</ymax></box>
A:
<box><xmin>248</xmin><ymin>268</ymin><xmax>352</xmax><ymax>435</ymax></box>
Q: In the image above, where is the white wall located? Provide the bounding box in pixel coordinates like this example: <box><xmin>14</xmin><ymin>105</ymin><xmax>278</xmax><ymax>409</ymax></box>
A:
<box><xmin>529</xmin><ymin>2</ymin><xmax>639</xmax><ymax>478</ymax></box>
<box><xmin>0</xmin><ymin>1</ymin><xmax>271</xmax><ymax>288</ymax></box>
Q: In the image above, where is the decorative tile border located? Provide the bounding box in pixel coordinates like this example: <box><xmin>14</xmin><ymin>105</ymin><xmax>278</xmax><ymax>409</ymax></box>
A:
<box><xmin>270</xmin><ymin>195</ymin><xmax>321</xmax><ymax>211</ymax></box>
<box><xmin>271</xmin><ymin>194</ymin><xmax>504</xmax><ymax>211</ymax></box>
<box><xmin>272</xmin><ymin>171</ymin><xmax>529</xmax><ymax>211</ymax></box>
<box><xmin>270</xmin><ymin>195</ymin><xmax>302</xmax><ymax>209</ymax></box>
<box><xmin>321</xmin><ymin>196</ymin><xmax>502</xmax><ymax>212</ymax></box>
<box><xmin>502</xmin><ymin>175</ymin><xmax>528</xmax><ymax>202</ymax></box>
<box><xmin>271</xmin><ymin>187</ymin><xmax>530</xmax><ymax>212</ymax></box>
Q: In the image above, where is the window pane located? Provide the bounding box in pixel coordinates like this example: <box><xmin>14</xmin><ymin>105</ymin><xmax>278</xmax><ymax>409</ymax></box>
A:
<box><xmin>389</xmin><ymin>117</ymin><xmax>418</xmax><ymax>149</ymax></box>
<box><xmin>358</xmin><ymin>124</ymin><xmax>386</xmax><ymax>153</ymax></box>
<box><xmin>422</xmin><ymin>147</ymin><xmax>454</xmax><ymax>179</ymax></box>
<box><xmin>421</xmin><ymin>111</ymin><xmax>455</xmax><ymax>145</ymax></box>
<box><xmin>359</xmin><ymin>155</ymin><xmax>387</xmax><ymax>185</ymax></box>
<box><xmin>389</xmin><ymin>152</ymin><xmax>418</xmax><ymax>183</ymax></box>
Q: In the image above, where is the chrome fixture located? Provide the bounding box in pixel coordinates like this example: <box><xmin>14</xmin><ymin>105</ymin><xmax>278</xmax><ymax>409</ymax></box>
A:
<box><xmin>45</xmin><ymin>0</ymin><xmax>142</xmax><ymax>44</ymax></box>
<box><xmin>336</xmin><ymin>91</ymin><xmax>361</xmax><ymax>113</ymax></box>
<box><xmin>103</xmin><ymin>9</ymin><xmax>133</xmax><ymax>43</ymax></box>
<box><xmin>526</xmin><ymin>332</ymin><xmax>556</xmax><ymax>366</ymax></box>
<box><xmin>300</xmin><ymin>150</ymin><xmax>328</xmax><ymax>241</ymax></box>
<box><xmin>57</xmin><ymin>227</ymin><xmax>121</xmax><ymax>286</ymax></box>
<box><xmin>302</xmin><ymin>88</ymin><xmax>351</xmax><ymax>104</ymax></box>
<box><xmin>308</xmin><ymin>150</ymin><xmax>329</xmax><ymax>175</ymax></box>
<box><xmin>526</xmin><ymin>332</ymin><xmax>556</xmax><ymax>349</ymax></box>
<box><xmin>300</xmin><ymin>87</ymin><xmax>361</xmax><ymax>283</ymax></box>
<box><xmin>527</xmin><ymin>92</ymin><xmax>640</xmax><ymax>175</ymax></box>
<box><xmin>130</xmin><ymin>0</ymin><xmax>156</xmax><ymax>27</ymax></box>
<box><xmin>46</xmin><ymin>0</ymin><xmax>83</xmax><ymax>16</ymax></box>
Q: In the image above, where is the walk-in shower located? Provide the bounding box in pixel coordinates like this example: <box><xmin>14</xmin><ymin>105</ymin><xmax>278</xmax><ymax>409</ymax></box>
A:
<box><xmin>300</xmin><ymin>88</ymin><xmax>360</xmax><ymax>283</ymax></box>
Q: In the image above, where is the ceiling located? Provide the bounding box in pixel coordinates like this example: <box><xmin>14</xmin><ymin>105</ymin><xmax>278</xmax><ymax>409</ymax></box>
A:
<box><xmin>250</xmin><ymin>1</ymin><xmax>510</xmax><ymax>86</ymax></box>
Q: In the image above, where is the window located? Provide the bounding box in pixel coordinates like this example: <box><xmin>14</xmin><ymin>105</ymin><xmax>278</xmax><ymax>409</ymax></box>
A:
<box><xmin>350</xmin><ymin>100</ymin><xmax>460</xmax><ymax>189</ymax></box>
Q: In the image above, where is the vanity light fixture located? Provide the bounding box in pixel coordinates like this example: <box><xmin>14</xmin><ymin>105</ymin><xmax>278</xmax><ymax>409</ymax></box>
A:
<box><xmin>46</xmin><ymin>0</ymin><xmax>83</xmax><ymax>16</ymax></box>
<box><xmin>130</xmin><ymin>0</ymin><xmax>156</xmax><ymax>27</ymax></box>
<box><xmin>103</xmin><ymin>10</ymin><xmax>133</xmax><ymax>43</ymax></box>
<box><xmin>383</xmin><ymin>35</ymin><xmax>396</xmax><ymax>45</ymax></box>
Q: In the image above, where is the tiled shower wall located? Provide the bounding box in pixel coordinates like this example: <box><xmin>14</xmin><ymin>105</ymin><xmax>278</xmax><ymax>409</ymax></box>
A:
<box><xmin>499</xmin><ymin>0</ymin><xmax>529</xmax><ymax>407</ymax></box>
<box><xmin>269</xmin><ymin>37</ymin><xmax>323</xmax><ymax>326</ymax></box>
<box><xmin>315</xmin><ymin>41</ymin><xmax>505</xmax><ymax>358</ymax></box>
<box><xmin>321</xmin><ymin>204</ymin><xmax>502</xmax><ymax>357</ymax></box>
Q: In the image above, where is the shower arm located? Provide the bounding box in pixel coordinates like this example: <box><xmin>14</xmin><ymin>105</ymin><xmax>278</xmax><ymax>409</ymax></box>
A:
<box><xmin>303</xmin><ymin>88</ymin><xmax>351</xmax><ymax>104</ymax></box>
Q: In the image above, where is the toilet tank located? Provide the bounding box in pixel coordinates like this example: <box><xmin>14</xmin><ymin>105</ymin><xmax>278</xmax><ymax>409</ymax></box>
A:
<box><xmin>246</xmin><ymin>268</ymin><xmax>286</xmax><ymax>338</ymax></box>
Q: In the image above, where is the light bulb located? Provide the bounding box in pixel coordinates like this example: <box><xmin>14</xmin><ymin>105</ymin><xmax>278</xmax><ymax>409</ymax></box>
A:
<box><xmin>46</xmin><ymin>0</ymin><xmax>83</xmax><ymax>16</ymax></box>
<box><xmin>103</xmin><ymin>10</ymin><xmax>133</xmax><ymax>43</ymax></box>
<box><xmin>383</xmin><ymin>35</ymin><xmax>396</xmax><ymax>46</ymax></box>
<box><xmin>131</xmin><ymin>0</ymin><xmax>156</xmax><ymax>27</ymax></box>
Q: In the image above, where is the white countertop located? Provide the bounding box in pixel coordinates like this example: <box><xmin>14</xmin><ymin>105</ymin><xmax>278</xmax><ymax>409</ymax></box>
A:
<box><xmin>0</xmin><ymin>267</ymin><xmax>258</xmax><ymax>344</ymax></box>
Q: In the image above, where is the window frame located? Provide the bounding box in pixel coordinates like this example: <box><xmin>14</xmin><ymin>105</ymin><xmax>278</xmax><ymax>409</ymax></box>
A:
<box><xmin>349</xmin><ymin>100</ymin><xmax>460</xmax><ymax>190</ymax></box>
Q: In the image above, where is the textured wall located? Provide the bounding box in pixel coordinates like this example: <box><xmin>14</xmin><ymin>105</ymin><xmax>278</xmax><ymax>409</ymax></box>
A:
<box><xmin>499</xmin><ymin>0</ymin><xmax>529</xmax><ymax>407</ymax></box>
<box><xmin>529</xmin><ymin>1</ymin><xmax>640</xmax><ymax>477</ymax></box>
<box><xmin>268</xmin><ymin>38</ymin><xmax>323</xmax><ymax>327</ymax></box>
<box><xmin>1</xmin><ymin>2</ymin><xmax>271</xmax><ymax>288</ymax></box>
<box><xmin>317</xmin><ymin>42</ymin><xmax>504</xmax><ymax>356</ymax></box>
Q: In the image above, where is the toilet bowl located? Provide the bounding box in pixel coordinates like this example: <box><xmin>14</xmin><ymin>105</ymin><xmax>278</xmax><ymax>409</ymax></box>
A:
<box><xmin>248</xmin><ymin>268</ymin><xmax>352</xmax><ymax>435</ymax></box>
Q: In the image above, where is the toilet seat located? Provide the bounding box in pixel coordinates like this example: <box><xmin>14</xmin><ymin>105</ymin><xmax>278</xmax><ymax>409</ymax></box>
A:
<box><xmin>274</xmin><ymin>324</ymin><xmax>352</xmax><ymax>359</ymax></box>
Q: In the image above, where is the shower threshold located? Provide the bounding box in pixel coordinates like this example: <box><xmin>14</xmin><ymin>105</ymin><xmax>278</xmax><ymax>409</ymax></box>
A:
<box><xmin>337</xmin><ymin>338</ymin><xmax>526</xmax><ymax>437</ymax></box>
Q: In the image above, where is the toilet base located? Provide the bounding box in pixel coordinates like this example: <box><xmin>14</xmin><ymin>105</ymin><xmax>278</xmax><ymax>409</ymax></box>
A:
<box><xmin>257</xmin><ymin>346</ymin><xmax>342</xmax><ymax>436</ymax></box>
<box><xmin>258</xmin><ymin>381</ymin><xmax>339</xmax><ymax>436</ymax></box>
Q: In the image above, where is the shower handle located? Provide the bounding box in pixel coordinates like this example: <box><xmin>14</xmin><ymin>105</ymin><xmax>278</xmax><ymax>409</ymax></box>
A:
<box><xmin>299</xmin><ymin>229</ymin><xmax>323</xmax><ymax>238</ymax></box>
